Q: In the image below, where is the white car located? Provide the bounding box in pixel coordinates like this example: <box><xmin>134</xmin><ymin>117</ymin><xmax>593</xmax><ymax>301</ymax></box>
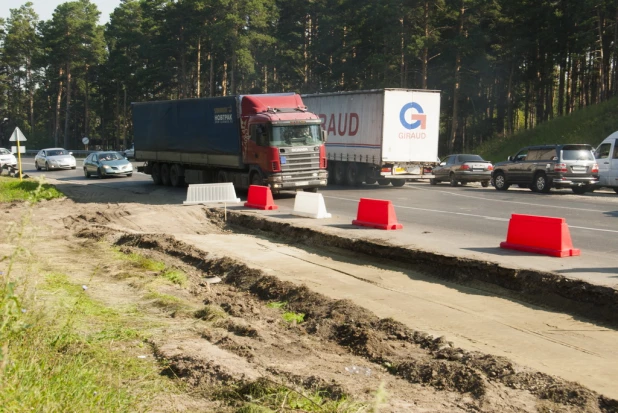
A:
<box><xmin>124</xmin><ymin>144</ymin><xmax>134</xmax><ymax>159</ymax></box>
<box><xmin>0</xmin><ymin>148</ymin><xmax>17</xmax><ymax>169</ymax></box>
<box><xmin>34</xmin><ymin>148</ymin><xmax>76</xmax><ymax>171</ymax></box>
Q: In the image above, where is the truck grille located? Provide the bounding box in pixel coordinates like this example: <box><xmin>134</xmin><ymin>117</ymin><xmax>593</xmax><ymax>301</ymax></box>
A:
<box><xmin>280</xmin><ymin>149</ymin><xmax>320</xmax><ymax>172</ymax></box>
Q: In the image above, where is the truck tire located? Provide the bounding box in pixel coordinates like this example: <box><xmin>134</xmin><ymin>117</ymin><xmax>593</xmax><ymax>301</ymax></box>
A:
<box><xmin>250</xmin><ymin>171</ymin><xmax>263</xmax><ymax>186</ymax></box>
<box><xmin>333</xmin><ymin>162</ymin><xmax>345</xmax><ymax>185</ymax></box>
<box><xmin>303</xmin><ymin>187</ymin><xmax>318</xmax><ymax>193</ymax></box>
<box><xmin>151</xmin><ymin>163</ymin><xmax>162</xmax><ymax>185</ymax></box>
<box><xmin>160</xmin><ymin>163</ymin><xmax>171</xmax><ymax>186</ymax></box>
<box><xmin>391</xmin><ymin>179</ymin><xmax>406</xmax><ymax>187</ymax></box>
<box><xmin>365</xmin><ymin>177</ymin><xmax>377</xmax><ymax>185</ymax></box>
<box><xmin>481</xmin><ymin>180</ymin><xmax>490</xmax><ymax>187</ymax></box>
<box><xmin>377</xmin><ymin>179</ymin><xmax>390</xmax><ymax>186</ymax></box>
<box><xmin>170</xmin><ymin>164</ymin><xmax>185</xmax><ymax>187</ymax></box>
<box><xmin>345</xmin><ymin>163</ymin><xmax>362</xmax><ymax>186</ymax></box>
<box><xmin>217</xmin><ymin>170</ymin><xmax>228</xmax><ymax>183</ymax></box>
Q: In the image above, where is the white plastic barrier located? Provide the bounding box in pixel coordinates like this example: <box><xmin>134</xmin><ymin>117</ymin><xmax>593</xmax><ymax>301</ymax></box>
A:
<box><xmin>183</xmin><ymin>182</ymin><xmax>240</xmax><ymax>205</ymax></box>
<box><xmin>292</xmin><ymin>192</ymin><xmax>332</xmax><ymax>219</ymax></box>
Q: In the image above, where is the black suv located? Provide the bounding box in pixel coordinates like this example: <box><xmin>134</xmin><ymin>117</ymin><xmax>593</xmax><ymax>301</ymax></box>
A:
<box><xmin>492</xmin><ymin>144</ymin><xmax>598</xmax><ymax>194</ymax></box>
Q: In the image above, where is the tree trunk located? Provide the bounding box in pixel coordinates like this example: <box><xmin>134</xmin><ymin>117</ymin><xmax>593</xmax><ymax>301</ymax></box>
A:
<box><xmin>222</xmin><ymin>61</ymin><xmax>228</xmax><ymax>96</ymax></box>
<box><xmin>123</xmin><ymin>85</ymin><xmax>127</xmax><ymax>150</ymax></box>
<box><xmin>85</xmin><ymin>66</ymin><xmax>90</xmax><ymax>138</ymax></box>
<box><xmin>449</xmin><ymin>0</ymin><xmax>465</xmax><ymax>152</ymax></box>
<box><xmin>54</xmin><ymin>67</ymin><xmax>64</xmax><ymax>147</ymax></box>
<box><xmin>197</xmin><ymin>36</ymin><xmax>201</xmax><ymax>98</ymax></box>
<box><xmin>422</xmin><ymin>0</ymin><xmax>429</xmax><ymax>89</ymax></box>
<box><xmin>597</xmin><ymin>7</ymin><xmax>606</xmax><ymax>101</ymax></box>
<box><xmin>209</xmin><ymin>50</ymin><xmax>214</xmax><ymax>97</ymax></box>
<box><xmin>63</xmin><ymin>62</ymin><xmax>72</xmax><ymax>149</ymax></box>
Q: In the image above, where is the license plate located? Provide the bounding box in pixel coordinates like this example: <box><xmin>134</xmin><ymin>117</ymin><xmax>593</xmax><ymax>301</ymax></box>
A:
<box><xmin>571</xmin><ymin>166</ymin><xmax>586</xmax><ymax>173</ymax></box>
<box><xmin>295</xmin><ymin>181</ymin><xmax>309</xmax><ymax>186</ymax></box>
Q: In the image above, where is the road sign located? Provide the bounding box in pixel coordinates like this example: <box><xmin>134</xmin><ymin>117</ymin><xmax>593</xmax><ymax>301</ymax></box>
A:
<box><xmin>9</xmin><ymin>127</ymin><xmax>27</xmax><ymax>142</ymax></box>
<box><xmin>82</xmin><ymin>137</ymin><xmax>90</xmax><ymax>145</ymax></box>
<box><xmin>11</xmin><ymin>146</ymin><xmax>25</xmax><ymax>153</ymax></box>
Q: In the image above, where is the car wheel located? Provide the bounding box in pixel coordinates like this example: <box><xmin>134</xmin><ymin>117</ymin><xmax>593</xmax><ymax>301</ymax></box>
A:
<box><xmin>481</xmin><ymin>180</ymin><xmax>489</xmax><ymax>188</ymax></box>
<box><xmin>429</xmin><ymin>178</ymin><xmax>437</xmax><ymax>185</ymax></box>
<box><xmin>216</xmin><ymin>169</ymin><xmax>228</xmax><ymax>183</ymax></box>
<box><xmin>571</xmin><ymin>186</ymin><xmax>587</xmax><ymax>195</ymax></box>
<box><xmin>449</xmin><ymin>173</ymin><xmax>458</xmax><ymax>187</ymax></box>
<box><xmin>534</xmin><ymin>172</ymin><xmax>551</xmax><ymax>193</ymax></box>
<box><xmin>97</xmin><ymin>167</ymin><xmax>105</xmax><ymax>178</ymax></box>
<box><xmin>493</xmin><ymin>172</ymin><xmax>509</xmax><ymax>190</ymax></box>
<box><xmin>45</xmin><ymin>162</ymin><xmax>50</xmax><ymax>171</ymax></box>
<box><xmin>84</xmin><ymin>168</ymin><xmax>90</xmax><ymax>178</ymax></box>
<box><xmin>126</xmin><ymin>173</ymin><xmax>133</xmax><ymax>177</ymax></box>
<box><xmin>36</xmin><ymin>161</ymin><xmax>41</xmax><ymax>171</ymax></box>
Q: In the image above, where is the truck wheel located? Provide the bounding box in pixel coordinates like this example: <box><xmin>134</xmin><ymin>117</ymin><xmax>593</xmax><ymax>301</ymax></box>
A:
<box><xmin>365</xmin><ymin>177</ymin><xmax>377</xmax><ymax>185</ymax></box>
<box><xmin>391</xmin><ymin>179</ymin><xmax>406</xmax><ymax>187</ymax></box>
<box><xmin>250</xmin><ymin>171</ymin><xmax>263</xmax><ymax>186</ymax></box>
<box><xmin>160</xmin><ymin>163</ymin><xmax>171</xmax><ymax>186</ymax></box>
<box><xmin>481</xmin><ymin>180</ymin><xmax>490</xmax><ymax>187</ymax></box>
<box><xmin>429</xmin><ymin>178</ymin><xmax>437</xmax><ymax>185</ymax></box>
<box><xmin>493</xmin><ymin>172</ymin><xmax>509</xmax><ymax>190</ymax></box>
<box><xmin>151</xmin><ymin>163</ymin><xmax>162</xmax><ymax>185</ymax></box>
<box><xmin>303</xmin><ymin>187</ymin><xmax>318</xmax><ymax>193</ymax></box>
<box><xmin>217</xmin><ymin>170</ymin><xmax>228</xmax><ymax>183</ymax></box>
<box><xmin>449</xmin><ymin>173</ymin><xmax>458</xmax><ymax>187</ymax></box>
<box><xmin>533</xmin><ymin>172</ymin><xmax>551</xmax><ymax>193</ymax></box>
<box><xmin>170</xmin><ymin>164</ymin><xmax>185</xmax><ymax>187</ymax></box>
<box><xmin>333</xmin><ymin>162</ymin><xmax>345</xmax><ymax>185</ymax></box>
<box><xmin>346</xmin><ymin>163</ymin><xmax>362</xmax><ymax>186</ymax></box>
<box><xmin>377</xmin><ymin>179</ymin><xmax>390</xmax><ymax>186</ymax></box>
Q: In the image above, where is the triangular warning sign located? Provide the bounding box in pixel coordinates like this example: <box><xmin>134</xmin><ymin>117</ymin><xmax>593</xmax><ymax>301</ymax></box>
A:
<box><xmin>9</xmin><ymin>127</ymin><xmax>27</xmax><ymax>142</ymax></box>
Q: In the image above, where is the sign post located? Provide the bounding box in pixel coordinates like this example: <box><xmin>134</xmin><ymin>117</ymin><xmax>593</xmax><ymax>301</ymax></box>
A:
<box><xmin>9</xmin><ymin>127</ymin><xmax>27</xmax><ymax>181</ymax></box>
<box><xmin>82</xmin><ymin>136</ymin><xmax>89</xmax><ymax>151</ymax></box>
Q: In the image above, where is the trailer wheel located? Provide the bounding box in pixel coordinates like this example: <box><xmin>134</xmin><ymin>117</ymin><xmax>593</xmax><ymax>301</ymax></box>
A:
<box><xmin>365</xmin><ymin>177</ymin><xmax>377</xmax><ymax>185</ymax></box>
<box><xmin>377</xmin><ymin>179</ymin><xmax>391</xmax><ymax>186</ymax></box>
<box><xmin>333</xmin><ymin>162</ymin><xmax>345</xmax><ymax>185</ymax></box>
<box><xmin>391</xmin><ymin>179</ymin><xmax>406</xmax><ymax>187</ymax></box>
<box><xmin>151</xmin><ymin>163</ymin><xmax>162</xmax><ymax>185</ymax></box>
<box><xmin>303</xmin><ymin>187</ymin><xmax>318</xmax><ymax>193</ymax></box>
<box><xmin>160</xmin><ymin>163</ymin><xmax>171</xmax><ymax>186</ymax></box>
<box><xmin>170</xmin><ymin>164</ymin><xmax>185</xmax><ymax>187</ymax></box>
<box><xmin>346</xmin><ymin>163</ymin><xmax>363</xmax><ymax>186</ymax></box>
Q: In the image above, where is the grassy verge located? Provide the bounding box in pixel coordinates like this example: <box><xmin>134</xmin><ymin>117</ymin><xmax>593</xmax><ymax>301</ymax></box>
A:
<box><xmin>0</xmin><ymin>176</ymin><xmax>64</xmax><ymax>203</ymax></box>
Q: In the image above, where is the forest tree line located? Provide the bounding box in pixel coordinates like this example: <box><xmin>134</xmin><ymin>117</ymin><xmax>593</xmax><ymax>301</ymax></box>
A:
<box><xmin>0</xmin><ymin>0</ymin><xmax>617</xmax><ymax>153</ymax></box>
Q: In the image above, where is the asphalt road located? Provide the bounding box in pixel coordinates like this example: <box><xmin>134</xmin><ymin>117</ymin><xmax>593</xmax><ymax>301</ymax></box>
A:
<box><xmin>15</xmin><ymin>158</ymin><xmax>618</xmax><ymax>288</ymax></box>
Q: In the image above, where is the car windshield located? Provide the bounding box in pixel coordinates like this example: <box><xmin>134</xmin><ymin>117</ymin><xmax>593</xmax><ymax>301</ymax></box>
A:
<box><xmin>271</xmin><ymin>125</ymin><xmax>322</xmax><ymax>147</ymax></box>
<box><xmin>48</xmin><ymin>149</ymin><xmax>69</xmax><ymax>156</ymax></box>
<box><xmin>98</xmin><ymin>152</ymin><xmax>123</xmax><ymax>161</ymax></box>
<box><xmin>458</xmin><ymin>154</ymin><xmax>484</xmax><ymax>162</ymax></box>
<box><xmin>0</xmin><ymin>148</ymin><xmax>10</xmax><ymax>155</ymax></box>
<box><xmin>561</xmin><ymin>147</ymin><xmax>594</xmax><ymax>161</ymax></box>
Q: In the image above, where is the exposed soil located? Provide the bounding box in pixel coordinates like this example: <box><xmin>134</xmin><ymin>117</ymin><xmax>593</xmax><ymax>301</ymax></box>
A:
<box><xmin>3</xmin><ymin>196</ymin><xmax>618</xmax><ymax>412</ymax></box>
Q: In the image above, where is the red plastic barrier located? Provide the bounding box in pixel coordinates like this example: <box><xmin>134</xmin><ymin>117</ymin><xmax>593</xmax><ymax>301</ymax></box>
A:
<box><xmin>352</xmin><ymin>198</ymin><xmax>403</xmax><ymax>230</ymax></box>
<box><xmin>244</xmin><ymin>185</ymin><xmax>278</xmax><ymax>210</ymax></box>
<box><xmin>500</xmin><ymin>214</ymin><xmax>580</xmax><ymax>257</ymax></box>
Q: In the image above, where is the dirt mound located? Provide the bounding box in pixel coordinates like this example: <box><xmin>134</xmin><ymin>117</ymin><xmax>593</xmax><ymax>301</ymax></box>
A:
<box><xmin>103</xmin><ymin>228</ymin><xmax>615</xmax><ymax>412</ymax></box>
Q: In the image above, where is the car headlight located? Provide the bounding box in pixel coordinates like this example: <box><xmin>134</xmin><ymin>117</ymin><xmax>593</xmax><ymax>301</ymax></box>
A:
<box><xmin>103</xmin><ymin>165</ymin><xmax>111</xmax><ymax>169</ymax></box>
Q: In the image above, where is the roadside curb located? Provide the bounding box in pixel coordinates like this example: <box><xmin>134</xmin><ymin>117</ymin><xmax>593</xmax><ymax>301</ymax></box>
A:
<box><xmin>223</xmin><ymin>209</ymin><xmax>618</xmax><ymax>327</ymax></box>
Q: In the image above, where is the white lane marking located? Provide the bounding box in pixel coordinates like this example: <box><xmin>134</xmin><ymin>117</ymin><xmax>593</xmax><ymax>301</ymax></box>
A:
<box><xmin>324</xmin><ymin>195</ymin><xmax>618</xmax><ymax>233</ymax></box>
<box><xmin>405</xmin><ymin>184</ymin><xmax>605</xmax><ymax>213</ymax></box>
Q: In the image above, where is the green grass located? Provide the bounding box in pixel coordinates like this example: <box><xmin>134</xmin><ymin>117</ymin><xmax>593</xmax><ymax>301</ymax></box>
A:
<box><xmin>0</xmin><ymin>271</ymin><xmax>178</xmax><ymax>412</ymax></box>
<box><xmin>0</xmin><ymin>177</ymin><xmax>64</xmax><ymax>203</ymax></box>
<box><xmin>475</xmin><ymin>96</ymin><xmax>618</xmax><ymax>163</ymax></box>
<box><xmin>161</xmin><ymin>269</ymin><xmax>187</xmax><ymax>286</ymax></box>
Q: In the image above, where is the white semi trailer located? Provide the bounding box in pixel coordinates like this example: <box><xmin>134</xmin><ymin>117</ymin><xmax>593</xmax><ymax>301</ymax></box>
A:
<box><xmin>302</xmin><ymin>89</ymin><xmax>440</xmax><ymax>186</ymax></box>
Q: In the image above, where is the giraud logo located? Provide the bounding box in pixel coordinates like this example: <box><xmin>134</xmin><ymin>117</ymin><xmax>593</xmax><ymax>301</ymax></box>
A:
<box><xmin>398</xmin><ymin>102</ymin><xmax>427</xmax><ymax>139</ymax></box>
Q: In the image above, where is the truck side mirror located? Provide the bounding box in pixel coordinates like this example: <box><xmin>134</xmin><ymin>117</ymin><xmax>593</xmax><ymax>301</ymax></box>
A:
<box><xmin>321</xmin><ymin>130</ymin><xmax>327</xmax><ymax>143</ymax></box>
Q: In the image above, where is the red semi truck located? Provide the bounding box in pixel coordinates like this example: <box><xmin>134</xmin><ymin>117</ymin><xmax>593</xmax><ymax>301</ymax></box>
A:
<box><xmin>132</xmin><ymin>93</ymin><xmax>328</xmax><ymax>192</ymax></box>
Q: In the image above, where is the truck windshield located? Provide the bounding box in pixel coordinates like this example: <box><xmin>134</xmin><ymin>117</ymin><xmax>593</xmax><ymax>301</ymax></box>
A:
<box><xmin>271</xmin><ymin>125</ymin><xmax>321</xmax><ymax>147</ymax></box>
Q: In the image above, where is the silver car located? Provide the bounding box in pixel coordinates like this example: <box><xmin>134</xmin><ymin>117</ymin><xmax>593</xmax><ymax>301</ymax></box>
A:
<box><xmin>83</xmin><ymin>151</ymin><xmax>133</xmax><ymax>178</ymax></box>
<box><xmin>431</xmin><ymin>154</ymin><xmax>493</xmax><ymax>187</ymax></box>
<box><xmin>35</xmin><ymin>148</ymin><xmax>76</xmax><ymax>170</ymax></box>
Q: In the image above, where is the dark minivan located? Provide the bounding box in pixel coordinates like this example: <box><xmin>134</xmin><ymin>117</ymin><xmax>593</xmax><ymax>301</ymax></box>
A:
<box><xmin>492</xmin><ymin>144</ymin><xmax>598</xmax><ymax>194</ymax></box>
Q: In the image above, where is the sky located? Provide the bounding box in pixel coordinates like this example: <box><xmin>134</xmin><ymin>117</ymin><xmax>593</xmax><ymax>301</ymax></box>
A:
<box><xmin>1</xmin><ymin>0</ymin><xmax>122</xmax><ymax>25</ymax></box>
